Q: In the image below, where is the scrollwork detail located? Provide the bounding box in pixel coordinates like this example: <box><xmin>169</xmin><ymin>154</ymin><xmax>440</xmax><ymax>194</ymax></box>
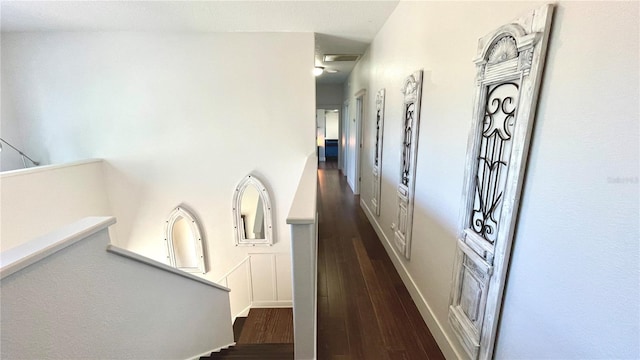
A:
<box><xmin>470</xmin><ymin>82</ymin><xmax>519</xmax><ymax>243</ymax></box>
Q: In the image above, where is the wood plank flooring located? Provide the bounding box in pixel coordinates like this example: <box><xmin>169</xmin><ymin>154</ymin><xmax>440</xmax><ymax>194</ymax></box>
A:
<box><xmin>317</xmin><ymin>163</ymin><xmax>444</xmax><ymax>360</ymax></box>
<box><xmin>237</xmin><ymin>308</ymin><xmax>294</xmax><ymax>344</ymax></box>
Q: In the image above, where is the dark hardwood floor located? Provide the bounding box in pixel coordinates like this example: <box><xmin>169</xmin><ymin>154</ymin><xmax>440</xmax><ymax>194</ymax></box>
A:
<box><xmin>317</xmin><ymin>166</ymin><xmax>444</xmax><ymax>360</ymax></box>
<box><xmin>237</xmin><ymin>308</ymin><xmax>294</xmax><ymax>344</ymax></box>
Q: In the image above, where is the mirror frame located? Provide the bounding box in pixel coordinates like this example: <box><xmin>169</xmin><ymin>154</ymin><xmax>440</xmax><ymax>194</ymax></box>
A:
<box><xmin>232</xmin><ymin>174</ymin><xmax>274</xmax><ymax>246</ymax></box>
<box><xmin>165</xmin><ymin>205</ymin><xmax>207</xmax><ymax>274</ymax></box>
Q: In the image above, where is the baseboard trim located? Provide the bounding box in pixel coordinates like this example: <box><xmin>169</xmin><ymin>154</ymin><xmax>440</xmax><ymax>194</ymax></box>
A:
<box><xmin>233</xmin><ymin>305</ymin><xmax>252</xmax><ymax>320</ymax></box>
<box><xmin>251</xmin><ymin>300</ymin><xmax>293</xmax><ymax>308</ymax></box>
<box><xmin>187</xmin><ymin>341</ymin><xmax>235</xmax><ymax>360</ymax></box>
<box><xmin>360</xmin><ymin>199</ymin><xmax>462</xmax><ymax>360</ymax></box>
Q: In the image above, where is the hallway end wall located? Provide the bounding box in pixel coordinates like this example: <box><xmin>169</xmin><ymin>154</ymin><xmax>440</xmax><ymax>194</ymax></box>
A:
<box><xmin>344</xmin><ymin>2</ymin><xmax>639</xmax><ymax>359</ymax></box>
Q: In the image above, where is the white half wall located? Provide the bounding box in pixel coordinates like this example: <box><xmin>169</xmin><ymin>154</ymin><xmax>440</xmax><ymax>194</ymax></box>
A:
<box><xmin>346</xmin><ymin>2</ymin><xmax>639</xmax><ymax>359</ymax></box>
<box><xmin>1</xmin><ymin>32</ymin><xmax>315</xmax><ymax>288</ymax></box>
<box><xmin>0</xmin><ymin>159</ymin><xmax>112</xmax><ymax>251</ymax></box>
<box><xmin>1</xmin><ymin>217</ymin><xmax>234</xmax><ymax>359</ymax></box>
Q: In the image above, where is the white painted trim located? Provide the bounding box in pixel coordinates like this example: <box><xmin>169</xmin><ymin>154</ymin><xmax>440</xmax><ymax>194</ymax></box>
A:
<box><xmin>107</xmin><ymin>245</ymin><xmax>230</xmax><ymax>292</ymax></box>
<box><xmin>186</xmin><ymin>342</ymin><xmax>236</xmax><ymax>360</ymax></box>
<box><xmin>271</xmin><ymin>253</ymin><xmax>279</xmax><ymax>300</ymax></box>
<box><xmin>352</xmin><ymin>88</ymin><xmax>367</xmax><ymax>195</ymax></box>
<box><xmin>0</xmin><ymin>216</ymin><xmax>116</xmax><ymax>279</ymax></box>
<box><xmin>360</xmin><ymin>199</ymin><xmax>463</xmax><ymax>360</ymax></box>
<box><xmin>251</xmin><ymin>301</ymin><xmax>293</xmax><ymax>308</ymax></box>
<box><xmin>234</xmin><ymin>305</ymin><xmax>252</xmax><ymax>320</ymax></box>
<box><xmin>216</xmin><ymin>255</ymin><xmax>251</xmax><ymax>283</ymax></box>
<box><xmin>0</xmin><ymin>158</ymin><xmax>103</xmax><ymax>178</ymax></box>
<box><xmin>287</xmin><ymin>153</ymin><xmax>318</xmax><ymax>225</ymax></box>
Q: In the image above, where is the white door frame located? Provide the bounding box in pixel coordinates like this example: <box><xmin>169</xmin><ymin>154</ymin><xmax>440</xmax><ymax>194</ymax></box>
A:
<box><xmin>353</xmin><ymin>89</ymin><xmax>366</xmax><ymax>195</ymax></box>
<box><xmin>341</xmin><ymin>100</ymin><xmax>350</xmax><ymax>174</ymax></box>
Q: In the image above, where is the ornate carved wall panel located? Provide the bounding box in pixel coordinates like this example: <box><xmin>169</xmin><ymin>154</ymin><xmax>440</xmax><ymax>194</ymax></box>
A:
<box><xmin>371</xmin><ymin>88</ymin><xmax>386</xmax><ymax>216</ymax></box>
<box><xmin>448</xmin><ymin>5</ymin><xmax>554</xmax><ymax>360</ymax></box>
<box><xmin>391</xmin><ymin>70</ymin><xmax>423</xmax><ymax>260</ymax></box>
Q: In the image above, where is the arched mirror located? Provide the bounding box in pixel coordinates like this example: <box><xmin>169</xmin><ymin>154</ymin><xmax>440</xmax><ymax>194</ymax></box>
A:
<box><xmin>233</xmin><ymin>175</ymin><xmax>273</xmax><ymax>246</ymax></box>
<box><xmin>165</xmin><ymin>205</ymin><xmax>206</xmax><ymax>273</ymax></box>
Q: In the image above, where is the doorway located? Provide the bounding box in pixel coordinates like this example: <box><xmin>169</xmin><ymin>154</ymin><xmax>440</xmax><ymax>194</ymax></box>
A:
<box><xmin>316</xmin><ymin>108</ymin><xmax>340</xmax><ymax>164</ymax></box>
<box><xmin>349</xmin><ymin>89</ymin><xmax>366</xmax><ymax>195</ymax></box>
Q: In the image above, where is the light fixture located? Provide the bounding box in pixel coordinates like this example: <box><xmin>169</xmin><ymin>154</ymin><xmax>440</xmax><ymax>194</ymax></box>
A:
<box><xmin>313</xmin><ymin>66</ymin><xmax>324</xmax><ymax>76</ymax></box>
<box><xmin>325</xmin><ymin>69</ymin><xmax>339</xmax><ymax>74</ymax></box>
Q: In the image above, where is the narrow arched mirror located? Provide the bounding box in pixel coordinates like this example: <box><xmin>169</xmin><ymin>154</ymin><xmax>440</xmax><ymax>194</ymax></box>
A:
<box><xmin>165</xmin><ymin>205</ymin><xmax>206</xmax><ymax>273</ymax></box>
<box><xmin>233</xmin><ymin>175</ymin><xmax>273</xmax><ymax>246</ymax></box>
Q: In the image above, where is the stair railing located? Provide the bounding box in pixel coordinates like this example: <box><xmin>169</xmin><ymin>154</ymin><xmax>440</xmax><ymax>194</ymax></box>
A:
<box><xmin>0</xmin><ymin>137</ymin><xmax>39</xmax><ymax>168</ymax></box>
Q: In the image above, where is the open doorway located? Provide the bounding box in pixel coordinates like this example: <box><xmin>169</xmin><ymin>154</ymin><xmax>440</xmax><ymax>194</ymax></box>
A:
<box><xmin>316</xmin><ymin>108</ymin><xmax>340</xmax><ymax>166</ymax></box>
<box><xmin>345</xmin><ymin>89</ymin><xmax>366</xmax><ymax>195</ymax></box>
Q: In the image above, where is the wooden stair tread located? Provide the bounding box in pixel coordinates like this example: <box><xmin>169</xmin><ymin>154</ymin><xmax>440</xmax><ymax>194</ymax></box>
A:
<box><xmin>200</xmin><ymin>343</ymin><xmax>293</xmax><ymax>359</ymax></box>
<box><xmin>201</xmin><ymin>311</ymin><xmax>293</xmax><ymax>359</ymax></box>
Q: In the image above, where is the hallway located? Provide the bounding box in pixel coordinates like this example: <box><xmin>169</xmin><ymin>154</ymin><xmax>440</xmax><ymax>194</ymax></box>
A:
<box><xmin>316</xmin><ymin>162</ymin><xmax>444</xmax><ymax>360</ymax></box>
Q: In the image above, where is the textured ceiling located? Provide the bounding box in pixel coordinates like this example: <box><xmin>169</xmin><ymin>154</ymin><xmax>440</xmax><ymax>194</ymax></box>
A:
<box><xmin>0</xmin><ymin>1</ymin><xmax>399</xmax><ymax>84</ymax></box>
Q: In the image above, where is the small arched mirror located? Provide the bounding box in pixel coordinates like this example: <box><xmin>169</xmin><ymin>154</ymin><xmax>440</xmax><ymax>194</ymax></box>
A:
<box><xmin>233</xmin><ymin>175</ymin><xmax>273</xmax><ymax>246</ymax></box>
<box><xmin>165</xmin><ymin>205</ymin><xmax>206</xmax><ymax>273</ymax></box>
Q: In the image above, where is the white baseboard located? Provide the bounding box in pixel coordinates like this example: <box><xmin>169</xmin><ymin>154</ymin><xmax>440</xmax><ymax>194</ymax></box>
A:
<box><xmin>360</xmin><ymin>199</ymin><xmax>462</xmax><ymax>360</ymax></box>
<box><xmin>233</xmin><ymin>301</ymin><xmax>292</xmax><ymax>321</ymax></box>
<box><xmin>233</xmin><ymin>305</ymin><xmax>252</xmax><ymax>320</ymax></box>
<box><xmin>187</xmin><ymin>342</ymin><xmax>235</xmax><ymax>360</ymax></box>
<box><xmin>251</xmin><ymin>300</ymin><xmax>293</xmax><ymax>308</ymax></box>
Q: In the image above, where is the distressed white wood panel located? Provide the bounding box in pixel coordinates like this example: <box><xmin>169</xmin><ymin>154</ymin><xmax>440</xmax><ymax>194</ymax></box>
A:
<box><xmin>448</xmin><ymin>4</ymin><xmax>554</xmax><ymax>360</ymax></box>
<box><xmin>372</xmin><ymin>88</ymin><xmax>386</xmax><ymax>216</ymax></box>
<box><xmin>392</xmin><ymin>70</ymin><xmax>423</xmax><ymax>260</ymax></box>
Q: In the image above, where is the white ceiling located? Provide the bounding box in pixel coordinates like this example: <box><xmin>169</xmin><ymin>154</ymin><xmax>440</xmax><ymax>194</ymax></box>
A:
<box><xmin>1</xmin><ymin>0</ymin><xmax>400</xmax><ymax>84</ymax></box>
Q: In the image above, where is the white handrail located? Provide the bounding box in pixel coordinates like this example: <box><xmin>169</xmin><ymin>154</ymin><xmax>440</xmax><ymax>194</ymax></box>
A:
<box><xmin>0</xmin><ymin>216</ymin><xmax>116</xmax><ymax>279</ymax></box>
<box><xmin>108</xmin><ymin>245</ymin><xmax>229</xmax><ymax>292</ymax></box>
<box><xmin>217</xmin><ymin>255</ymin><xmax>251</xmax><ymax>284</ymax></box>
<box><xmin>287</xmin><ymin>153</ymin><xmax>318</xmax><ymax>225</ymax></box>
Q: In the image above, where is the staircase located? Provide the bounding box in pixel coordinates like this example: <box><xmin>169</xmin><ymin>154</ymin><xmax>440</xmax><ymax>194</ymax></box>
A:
<box><xmin>200</xmin><ymin>343</ymin><xmax>294</xmax><ymax>359</ymax></box>
<box><xmin>200</xmin><ymin>308</ymin><xmax>294</xmax><ymax>360</ymax></box>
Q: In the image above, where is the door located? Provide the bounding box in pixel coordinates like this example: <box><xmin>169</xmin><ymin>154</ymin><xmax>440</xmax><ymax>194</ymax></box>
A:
<box><xmin>353</xmin><ymin>89</ymin><xmax>366</xmax><ymax>195</ymax></box>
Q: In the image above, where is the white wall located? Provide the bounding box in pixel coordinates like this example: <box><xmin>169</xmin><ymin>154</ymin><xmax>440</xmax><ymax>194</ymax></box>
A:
<box><xmin>1</xmin><ymin>32</ymin><xmax>315</xmax><ymax>291</ymax></box>
<box><xmin>1</xmin><ymin>217</ymin><xmax>234</xmax><ymax>359</ymax></box>
<box><xmin>345</xmin><ymin>2</ymin><xmax>639</xmax><ymax>359</ymax></box>
<box><xmin>324</xmin><ymin>111</ymin><xmax>339</xmax><ymax>140</ymax></box>
<box><xmin>0</xmin><ymin>159</ymin><xmax>112</xmax><ymax>251</ymax></box>
<box><xmin>0</xmin><ymin>71</ymin><xmax>28</xmax><ymax>171</ymax></box>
